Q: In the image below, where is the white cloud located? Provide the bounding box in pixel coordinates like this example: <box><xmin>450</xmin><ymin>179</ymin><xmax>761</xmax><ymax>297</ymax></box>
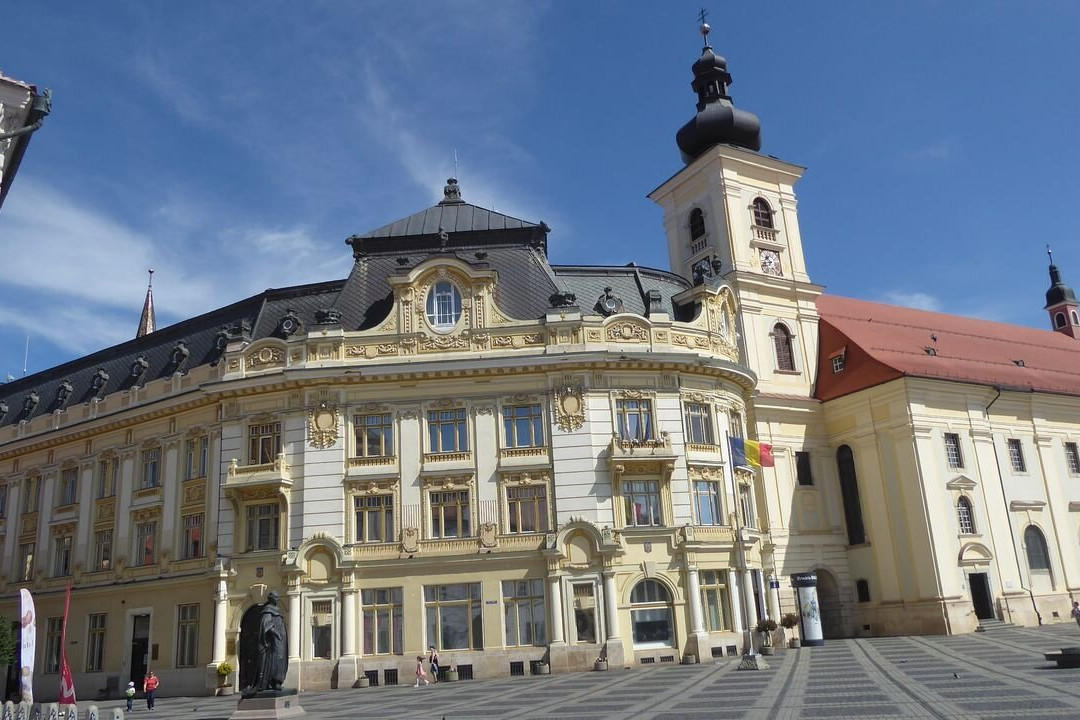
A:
<box><xmin>878</xmin><ymin>291</ymin><xmax>943</xmax><ymax>312</ymax></box>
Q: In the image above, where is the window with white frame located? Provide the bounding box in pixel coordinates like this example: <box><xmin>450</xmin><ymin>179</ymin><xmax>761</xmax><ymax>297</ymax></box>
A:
<box><xmin>52</xmin><ymin>536</ymin><xmax>72</xmax><ymax>577</ymax></box>
<box><xmin>355</xmin><ymin>494</ymin><xmax>394</xmax><ymax>543</ymax></box>
<box><xmin>1007</xmin><ymin>439</ymin><xmax>1026</xmax><ymax>473</ymax></box>
<box><xmin>425</xmin><ymin>281</ymin><xmax>463</xmax><ymax>331</ymax></box>
<box><xmin>506</xmin><ymin>483</ymin><xmax>549</xmax><ymax>534</ymax></box>
<box><xmin>957</xmin><ymin>497</ymin><xmax>976</xmax><ymax>535</ymax></box>
<box><xmin>944</xmin><ymin>433</ymin><xmax>964</xmax><ymax>470</ymax></box>
<box><xmin>430</xmin><ymin>490</ymin><xmax>470</xmax><ymax>538</ymax></box>
<box><xmin>182</xmin><ymin>513</ymin><xmax>204</xmax><ymax>559</ymax></box>
<box><xmin>424</xmin><ymin>583</ymin><xmax>483</xmax><ymax>650</ymax></box>
<box><xmin>249</xmin><ymin>422</ymin><xmax>282</xmax><ymax>464</ymax></box>
<box><xmin>362</xmin><ymin>588</ymin><xmax>403</xmax><ymax>655</ymax></box>
<box><xmin>93</xmin><ymin>530</ymin><xmax>112</xmax><ymax>571</ymax></box>
<box><xmin>86</xmin><ymin>613</ymin><xmax>107</xmax><ymax>672</ymax></box>
<box><xmin>773</xmin><ymin>324</ymin><xmax>796</xmax><ymax>372</ymax></box>
<box><xmin>630</xmin><ymin>579</ymin><xmax>674</xmax><ymax>648</ymax></box>
<box><xmin>739</xmin><ymin>483</ymin><xmax>755</xmax><ymax>529</ymax></box>
<box><xmin>503</xmin><ymin>404</ymin><xmax>544</xmax><ymax>448</ymax></box>
<box><xmin>140</xmin><ymin>448</ymin><xmax>160</xmax><ymax>489</ymax></box>
<box><xmin>97</xmin><ymin>456</ymin><xmax>118</xmax><ymax>498</ymax></box>
<box><xmin>692</xmin><ymin>479</ymin><xmax>723</xmax><ymax>526</ymax></box>
<box><xmin>623</xmin><ymin>479</ymin><xmax>663</xmax><ymax>527</ymax></box>
<box><xmin>699</xmin><ymin>570</ymin><xmax>732</xmax><ymax>632</ymax></box>
<box><xmin>502</xmin><ymin>579</ymin><xmax>547</xmax><ymax>647</ymax></box>
<box><xmin>135</xmin><ymin>521</ymin><xmax>157</xmax><ymax>566</ymax></box>
<box><xmin>728</xmin><ymin>410</ymin><xmax>744</xmax><ymax>439</ymax></box>
<box><xmin>59</xmin><ymin>467</ymin><xmax>78</xmax><ymax>506</ymax></box>
<box><xmin>752</xmin><ymin>197</ymin><xmax>774</xmax><ymax>228</ymax></box>
<box><xmin>1066</xmin><ymin>442</ymin><xmax>1080</xmax><ymax>475</ymax></box>
<box><xmin>176</xmin><ymin>604</ymin><xmax>199</xmax><ymax>667</ymax></box>
<box><xmin>44</xmin><ymin>617</ymin><xmax>63</xmax><ymax>673</ymax></box>
<box><xmin>246</xmin><ymin>503</ymin><xmax>280</xmax><ymax>551</ymax></box>
<box><xmin>311</xmin><ymin>600</ymin><xmax>333</xmax><ymax>659</ymax></box>
<box><xmin>354</xmin><ymin>413</ymin><xmax>394</xmax><ymax>457</ymax></box>
<box><xmin>185</xmin><ymin>435</ymin><xmax>209</xmax><ymax>480</ymax></box>
<box><xmin>1024</xmin><ymin>525</ymin><xmax>1051</xmax><ymax>572</ymax></box>
<box><xmin>18</xmin><ymin>542</ymin><xmax>34</xmax><ymax>581</ymax></box>
<box><xmin>572</xmin><ymin>583</ymin><xmax>598</xmax><ymax>644</ymax></box>
<box><xmin>616</xmin><ymin>398</ymin><xmax>654</xmax><ymax>442</ymax></box>
<box><xmin>428</xmin><ymin>409</ymin><xmax>469</xmax><ymax>453</ymax></box>
<box><xmin>683</xmin><ymin>403</ymin><xmax>714</xmax><ymax>445</ymax></box>
<box><xmin>831</xmin><ymin>354</ymin><xmax>845</xmax><ymax>373</ymax></box>
<box><xmin>23</xmin><ymin>475</ymin><xmax>40</xmax><ymax>513</ymax></box>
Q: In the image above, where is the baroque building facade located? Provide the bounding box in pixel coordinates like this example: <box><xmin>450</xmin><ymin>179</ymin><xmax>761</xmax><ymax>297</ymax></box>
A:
<box><xmin>2</xmin><ymin>30</ymin><xmax>1080</xmax><ymax>700</ymax></box>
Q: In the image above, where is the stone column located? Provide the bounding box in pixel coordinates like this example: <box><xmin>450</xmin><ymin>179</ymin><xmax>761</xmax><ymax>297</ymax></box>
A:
<box><xmin>548</xmin><ymin>576</ymin><xmax>565</xmax><ymax>644</ymax></box>
<box><xmin>742</xmin><ymin>570</ymin><xmax>758</xmax><ymax>627</ymax></box>
<box><xmin>212</xmin><ymin>573</ymin><xmax>228</xmax><ymax>663</ymax></box>
<box><xmin>687</xmin><ymin>567</ymin><xmax>705</xmax><ymax>634</ymax></box>
<box><xmin>603</xmin><ymin>570</ymin><xmax>620</xmax><ymax>639</ymax></box>
<box><xmin>287</xmin><ymin>591</ymin><xmax>301</xmax><ymax>659</ymax></box>
<box><xmin>338</xmin><ymin>586</ymin><xmax>359</xmax><ymax>687</ymax></box>
<box><xmin>727</xmin><ymin>569</ymin><xmax>743</xmax><ymax>632</ymax></box>
<box><xmin>766</xmin><ymin>575</ymin><xmax>781</xmax><ymax>620</ymax></box>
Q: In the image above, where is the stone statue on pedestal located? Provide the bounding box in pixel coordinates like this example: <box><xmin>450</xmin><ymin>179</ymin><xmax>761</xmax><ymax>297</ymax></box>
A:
<box><xmin>240</xmin><ymin>591</ymin><xmax>289</xmax><ymax>697</ymax></box>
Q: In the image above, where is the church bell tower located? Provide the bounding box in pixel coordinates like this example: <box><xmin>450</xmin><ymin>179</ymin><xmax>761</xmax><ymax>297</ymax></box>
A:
<box><xmin>1045</xmin><ymin>249</ymin><xmax>1080</xmax><ymax>339</ymax></box>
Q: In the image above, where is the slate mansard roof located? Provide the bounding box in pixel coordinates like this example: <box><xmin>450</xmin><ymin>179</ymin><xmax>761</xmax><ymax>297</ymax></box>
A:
<box><xmin>0</xmin><ymin>187</ymin><xmax>693</xmax><ymax>430</ymax></box>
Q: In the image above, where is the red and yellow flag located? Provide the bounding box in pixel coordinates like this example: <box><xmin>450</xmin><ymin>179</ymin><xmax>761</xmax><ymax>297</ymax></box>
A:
<box><xmin>59</xmin><ymin>583</ymin><xmax>76</xmax><ymax>705</ymax></box>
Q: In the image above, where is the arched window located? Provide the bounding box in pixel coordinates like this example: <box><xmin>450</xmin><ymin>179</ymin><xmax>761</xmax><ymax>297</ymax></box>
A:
<box><xmin>752</xmin><ymin>198</ymin><xmax>773</xmax><ymax>228</ymax></box>
<box><xmin>1024</xmin><ymin>525</ymin><xmax>1051</xmax><ymax>571</ymax></box>
<box><xmin>629</xmin><ymin>579</ymin><xmax>674</xmax><ymax>648</ymax></box>
<box><xmin>426</xmin><ymin>281</ymin><xmax>463</xmax><ymax>331</ymax></box>
<box><xmin>836</xmin><ymin>445</ymin><xmax>867</xmax><ymax>545</ymax></box>
<box><xmin>855</xmin><ymin>579</ymin><xmax>871</xmax><ymax>603</ymax></box>
<box><xmin>773</xmin><ymin>324</ymin><xmax>796</xmax><ymax>372</ymax></box>
<box><xmin>956</xmin><ymin>496</ymin><xmax>976</xmax><ymax>534</ymax></box>
<box><xmin>1072</xmin><ymin>310</ymin><xmax>1079</xmax><ymax>324</ymax></box>
<box><xmin>1056</xmin><ymin>312</ymin><xmax>1067</xmax><ymax>329</ymax></box>
<box><xmin>689</xmin><ymin>208</ymin><xmax>707</xmax><ymax>254</ymax></box>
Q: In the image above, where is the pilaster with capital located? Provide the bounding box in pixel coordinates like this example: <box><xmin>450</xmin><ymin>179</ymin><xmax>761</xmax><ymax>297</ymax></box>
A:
<box><xmin>602</xmin><ymin>569</ymin><xmax>620</xmax><ymax>640</ymax></box>
<box><xmin>547</xmin><ymin>575</ymin><xmax>565</xmax><ymax>644</ymax></box>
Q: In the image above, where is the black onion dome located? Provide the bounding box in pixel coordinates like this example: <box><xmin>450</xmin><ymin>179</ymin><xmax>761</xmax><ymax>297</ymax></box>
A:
<box><xmin>676</xmin><ymin>42</ymin><xmax>762</xmax><ymax>163</ymax></box>
<box><xmin>1045</xmin><ymin>264</ymin><xmax>1077</xmax><ymax>308</ymax></box>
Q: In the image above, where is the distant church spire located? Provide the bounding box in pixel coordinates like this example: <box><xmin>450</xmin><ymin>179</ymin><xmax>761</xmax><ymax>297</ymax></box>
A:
<box><xmin>136</xmin><ymin>268</ymin><xmax>156</xmax><ymax>338</ymax></box>
<box><xmin>1044</xmin><ymin>246</ymin><xmax>1079</xmax><ymax>339</ymax></box>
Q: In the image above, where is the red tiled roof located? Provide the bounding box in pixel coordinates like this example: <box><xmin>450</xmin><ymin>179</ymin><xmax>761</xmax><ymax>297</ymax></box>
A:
<box><xmin>815</xmin><ymin>295</ymin><xmax>1080</xmax><ymax>401</ymax></box>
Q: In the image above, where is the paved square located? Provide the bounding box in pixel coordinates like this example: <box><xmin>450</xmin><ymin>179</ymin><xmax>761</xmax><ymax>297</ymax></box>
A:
<box><xmin>85</xmin><ymin>624</ymin><xmax>1080</xmax><ymax>719</ymax></box>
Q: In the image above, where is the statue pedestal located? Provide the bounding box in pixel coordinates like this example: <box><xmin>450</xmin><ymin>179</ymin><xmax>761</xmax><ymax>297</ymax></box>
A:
<box><xmin>229</xmin><ymin>690</ymin><xmax>306</xmax><ymax>719</ymax></box>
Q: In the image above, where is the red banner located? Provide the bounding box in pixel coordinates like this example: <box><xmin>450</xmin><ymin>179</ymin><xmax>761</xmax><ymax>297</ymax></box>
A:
<box><xmin>59</xmin><ymin>583</ymin><xmax>76</xmax><ymax>705</ymax></box>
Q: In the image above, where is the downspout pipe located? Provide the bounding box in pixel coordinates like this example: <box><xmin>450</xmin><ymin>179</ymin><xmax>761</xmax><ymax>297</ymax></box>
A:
<box><xmin>986</xmin><ymin>386</ymin><xmax>1042</xmax><ymax>625</ymax></box>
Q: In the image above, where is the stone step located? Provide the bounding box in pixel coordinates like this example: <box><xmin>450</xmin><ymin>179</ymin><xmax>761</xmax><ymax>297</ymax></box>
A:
<box><xmin>975</xmin><ymin>619</ymin><xmax>1019</xmax><ymax>632</ymax></box>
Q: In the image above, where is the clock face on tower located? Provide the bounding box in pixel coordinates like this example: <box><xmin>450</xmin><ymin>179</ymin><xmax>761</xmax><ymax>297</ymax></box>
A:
<box><xmin>759</xmin><ymin>249</ymin><xmax>783</xmax><ymax>277</ymax></box>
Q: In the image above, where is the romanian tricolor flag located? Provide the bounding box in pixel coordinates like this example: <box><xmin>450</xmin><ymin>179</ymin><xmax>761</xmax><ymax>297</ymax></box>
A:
<box><xmin>730</xmin><ymin>437</ymin><xmax>775</xmax><ymax>468</ymax></box>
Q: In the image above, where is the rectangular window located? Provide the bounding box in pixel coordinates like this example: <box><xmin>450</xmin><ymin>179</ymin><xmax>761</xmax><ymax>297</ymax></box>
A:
<box><xmin>44</xmin><ymin>617</ymin><xmax>63</xmax><ymax>674</ymax></box>
<box><xmin>311</xmin><ymin>600</ymin><xmax>333</xmax><ymax>659</ymax></box>
<box><xmin>424</xmin><ymin>583</ymin><xmax>483</xmax><ymax>651</ymax></box>
<box><xmin>571</xmin><ymin>583</ymin><xmax>597</xmax><ymax>644</ymax></box>
<box><xmin>53</xmin><ymin>536</ymin><xmax>73</xmax><ymax>577</ymax></box>
<box><xmin>692</xmin><ymin>480</ymin><xmax>722</xmax><ymax>526</ymax></box>
<box><xmin>23</xmin><ymin>476</ymin><xmax>40</xmax><ymax>513</ymax></box>
<box><xmin>728</xmin><ymin>411</ymin><xmax>744</xmax><ymax>440</ymax></box>
<box><xmin>502</xmin><ymin>579</ymin><xmax>547</xmax><ymax>647</ymax></box>
<box><xmin>135</xmin><ymin>522</ymin><xmax>157</xmax><ymax>566</ymax></box>
<box><xmin>616</xmin><ymin>399</ymin><xmax>654</xmax><ymax>442</ymax></box>
<box><xmin>0</xmin><ymin>483</ymin><xmax>7</xmax><ymax>519</ymax></box>
<box><xmin>362</xmin><ymin>588</ymin><xmax>403</xmax><ymax>656</ymax></box>
<box><xmin>503</xmin><ymin>404</ymin><xmax>544</xmax><ymax>448</ymax></box>
<box><xmin>1007</xmin><ymin>439</ymin><xmax>1026</xmax><ymax>473</ymax></box>
<box><xmin>428</xmin><ymin>409</ymin><xmax>469</xmax><ymax>453</ymax></box>
<box><xmin>248</xmin><ymin>422</ymin><xmax>282</xmax><ymax>464</ymax></box>
<box><xmin>93</xmin><ymin>530</ymin><xmax>113</xmax><ymax>571</ymax></box>
<box><xmin>699</xmin><ymin>570</ymin><xmax>732</xmax><ymax>632</ymax></box>
<box><xmin>246</xmin><ymin>503</ymin><xmax>280</xmax><ymax>551</ymax></box>
<box><xmin>623</xmin><ymin>480</ymin><xmax>663</xmax><ymax>527</ymax></box>
<box><xmin>97</xmin><ymin>457</ymin><xmax>118</xmax><ymax>498</ymax></box>
<box><xmin>944</xmin><ymin>433</ymin><xmax>964</xmax><ymax>469</ymax></box>
<box><xmin>1066</xmin><ymin>442</ymin><xmax>1080</xmax><ymax>475</ymax></box>
<box><xmin>355</xmin><ymin>414</ymin><xmax>394</xmax><ymax>457</ymax></box>
<box><xmin>182</xmin><ymin>513</ymin><xmax>204</xmax><ymax>559</ymax></box>
<box><xmin>185</xmin><ymin>436</ymin><xmax>209</xmax><ymax>480</ymax></box>
<box><xmin>86</xmin><ymin>613</ymin><xmax>107</xmax><ymax>672</ymax></box>
<box><xmin>796</xmin><ymin>451</ymin><xmax>814</xmax><ymax>486</ymax></box>
<box><xmin>739</xmin><ymin>484</ymin><xmax>755</xmax><ymax>529</ymax></box>
<box><xmin>18</xmin><ymin>542</ymin><xmax>34</xmax><ymax>582</ymax></box>
<box><xmin>59</xmin><ymin>467</ymin><xmax>78</xmax><ymax>506</ymax></box>
<box><xmin>430</xmin><ymin>490</ymin><xmax>471</xmax><ymax>538</ymax></box>
<box><xmin>506</xmin><ymin>485</ymin><xmax>549</xmax><ymax>534</ymax></box>
<box><xmin>176</xmin><ymin>604</ymin><xmax>199</xmax><ymax>667</ymax></box>
<box><xmin>140</xmin><ymin>448</ymin><xmax>160</xmax><ymax>489</ymax></box>
<box><xmin>355</xmin><ymin>495</ymin><xmax>394</xmax><ymax>543</ymax></box>
<box><xmin>683</xmin><ymin>403</ymin><xmax>714</xmax><ymax>445</ymax></box>
<box><xmin>831</xmin><ymin>354</ymin><xmax>845</xmax><ymax>373</ymax></box>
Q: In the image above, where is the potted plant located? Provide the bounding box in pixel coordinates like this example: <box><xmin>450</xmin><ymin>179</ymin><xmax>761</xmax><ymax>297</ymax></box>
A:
<box><xmin>358</xmin><ymin>673</ymin><xmax>370</xmax><ymax>688</ymax></box>
<box><xmin>755</xmin><ymin>618</ymin><xmax>778</xmax><ymax>656</ymax></box>
<box><xmin>536</xmin><ymin>660</ymin><xmax>551</xmax><ymax>675</ymax></box>
<box><xmin>594</xmin><ymin>654</ymin><xmax>608</xmax><ymax>671</ymax></box>
<box><xmin>781</xmin><ymin>613</ymin><xmax>801</xmax><ymax>648</ymax></box>
<box><xmin>216</xmin><ymin>661</ymin><xmax>234</xmax><ymax>696</ymax></box>
<box><xmin>446</xmin><ymin>661</ymin><xmax>459</xmax><ymax>682</ymax></box>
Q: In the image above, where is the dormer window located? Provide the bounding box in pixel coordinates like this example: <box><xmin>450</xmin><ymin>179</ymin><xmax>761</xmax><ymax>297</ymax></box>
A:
<box><xmin>689</xmin><ymin>208</ymin><xmax>707</xmax><ymax>254</ymax></box>
<box><xmin>752</xmin><ymin>198</ymin><xmax>773</xmax><ymax>228</ymax></box>
<box><xmin>426</xmin><ymin>281</ymin><xmax>463</xmax><ymax>332</ymax></box>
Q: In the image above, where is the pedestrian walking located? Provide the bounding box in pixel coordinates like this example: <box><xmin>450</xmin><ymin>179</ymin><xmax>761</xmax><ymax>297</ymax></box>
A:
<box><xmin>143</xmin><ymin>670</ymin><xmax>160</xmax><ymax>710</ymax></box>
<box><xmin>413</xmin><ymin>655</ymin><xmax>430</xmax><ymax>687</ymax></box>
<box><xmin>428</xmin><ymin>645</ymin><xmax>440</xmax><ymax>683</ymax></box>
<box><xmin>125</xmin><ymin>681</ymin><xmax>136</xmax><ymax>712</ymax></box>
<box><xmin>1071</xmin><ymin>600</ymin><xmax>1080</xmax><ymax>630</ymax></box>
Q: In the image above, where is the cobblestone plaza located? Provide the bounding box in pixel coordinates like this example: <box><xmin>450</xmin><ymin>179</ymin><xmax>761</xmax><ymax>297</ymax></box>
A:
<box><xmin>82</xmin><ymin>624</ymin><xmax>1080</xmax><ymax>719</ymax></box>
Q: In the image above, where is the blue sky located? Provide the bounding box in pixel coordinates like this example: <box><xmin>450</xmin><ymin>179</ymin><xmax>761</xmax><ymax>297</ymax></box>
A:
<box><xmin>2</xmin><ymin>1</ymin><xmax>1079</xmax><ymax>380</ymax></box>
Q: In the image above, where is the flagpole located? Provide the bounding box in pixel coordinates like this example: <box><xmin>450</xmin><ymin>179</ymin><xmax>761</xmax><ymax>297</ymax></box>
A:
<box><xmin>725</xmin><ymin>428</ymin><xmax>756</xmax><ymax>658</ymax></box>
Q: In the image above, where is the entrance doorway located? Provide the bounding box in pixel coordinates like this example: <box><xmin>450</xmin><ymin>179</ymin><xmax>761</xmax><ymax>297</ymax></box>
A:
<box><xmin>816</xmin><ymin>570</ymin><xmax>846</xmax><ymax>638</ymax></box>
<box><xmin>969</xmin><ymin>573</ymin><xmax>995</xmax><ymax>620</ymax></box>
<box><xmin>129</xmin><ymin>614</ymin><xmax>151</xmax><ymax>685</ymax></box>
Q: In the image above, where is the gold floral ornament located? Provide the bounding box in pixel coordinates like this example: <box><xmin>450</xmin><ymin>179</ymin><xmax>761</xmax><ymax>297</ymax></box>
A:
<box><xmin>554</xmin><ymin>383</ymin><xmax>585</xmax><ymax>432</ymax></box>
<box><xmin>308</xmin><ymin>401</ymin><xmax>339</xmax><ymax>449</ymax></box>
